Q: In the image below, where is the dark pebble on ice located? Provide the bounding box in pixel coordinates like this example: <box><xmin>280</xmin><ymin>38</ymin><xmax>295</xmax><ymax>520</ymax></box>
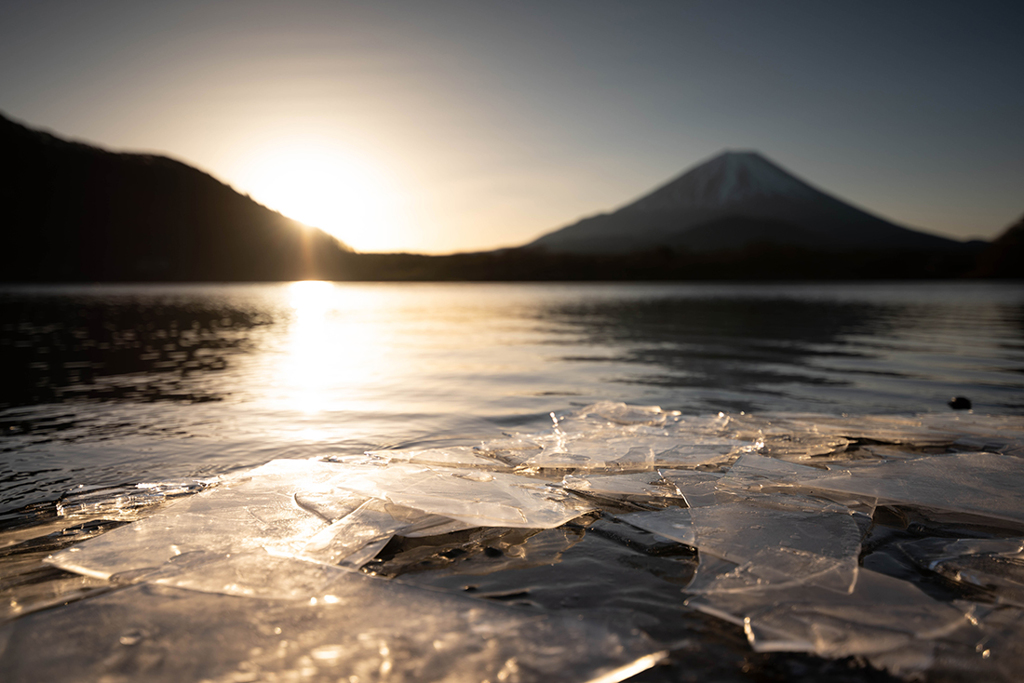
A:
<box><xmin>948</xmin><ymin>396</ymin><xmax>972</xmax><ymax>410</ymax></box>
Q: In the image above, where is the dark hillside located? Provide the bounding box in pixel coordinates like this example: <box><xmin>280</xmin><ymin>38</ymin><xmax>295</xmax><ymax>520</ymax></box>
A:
<box><xmin>1</xmin><ymin>113</ymin><xmax>351</xmax><ymax>282</ymax></box>
<box><xmin>0</xmin><ymin>114</ymin><xmax>1002</xmax><ymax>282</ymax></box>
<box><xmin>969</xmin><ymin>215</ymin><xmax>1024</xmax><ymax>279</ymax></box>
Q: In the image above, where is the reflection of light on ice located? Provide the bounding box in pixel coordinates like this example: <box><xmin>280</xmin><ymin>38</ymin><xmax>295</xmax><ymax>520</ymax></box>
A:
<box><xmin>28</xmin><ymin>403</ymin><xmax>1024</xmax><ymax>682</ymax></box>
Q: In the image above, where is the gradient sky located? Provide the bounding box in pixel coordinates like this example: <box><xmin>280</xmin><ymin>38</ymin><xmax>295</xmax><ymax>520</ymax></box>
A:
<box><xmin>2</xmin><ymin>1</ymin><xmax>1022</xmax><ymax>253</ymax></box>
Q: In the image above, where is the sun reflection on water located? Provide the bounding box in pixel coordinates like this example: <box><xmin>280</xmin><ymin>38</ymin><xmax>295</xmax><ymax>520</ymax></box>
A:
<box><xmin>280</xmin><ymin>281</ymin><xmax>374</xmax><ymax>418</ymax></box>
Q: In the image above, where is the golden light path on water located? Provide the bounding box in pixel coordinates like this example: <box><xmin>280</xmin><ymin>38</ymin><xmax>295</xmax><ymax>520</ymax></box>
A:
<box><xmin>254</xmin><ymin>281</ymin><xmax>553</xmax><ymax>447</ymax></box>
<box><xmin>272</xmin><ymin>281</ymin><xmax>392</xmax><ymax>440</ymax></box>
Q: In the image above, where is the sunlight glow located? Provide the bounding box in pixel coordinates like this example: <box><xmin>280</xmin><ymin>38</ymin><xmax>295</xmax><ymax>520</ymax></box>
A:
<box><xmin>276</xmin><ymin>281</ymin><xmax>392</xmax><ymax>418</ymax></box>
<box><xmin>234</xmin><ymin>138</ymin><xmax>406</xmax><ymax>249</ymax></box>
<box><xmin>283</xmin><ymin>281</ymin><xmax>343</xmax><ymax>414</ymax></box>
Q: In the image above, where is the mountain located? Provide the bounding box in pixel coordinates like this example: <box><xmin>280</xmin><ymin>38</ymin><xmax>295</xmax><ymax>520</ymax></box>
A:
<box><xmin>1</xmin><ymin>112</ymin><xmax>352</xmax><ymax>282</ymax></box>
<box><xmin>527</xmin><ymin>151</ymin><xmax>966</xmax><ymax>254</ymax></box>
<box><xmin>970</xmin><ymin>214</ymin><xmax>1024</xmax><ymax>278</ymax></box>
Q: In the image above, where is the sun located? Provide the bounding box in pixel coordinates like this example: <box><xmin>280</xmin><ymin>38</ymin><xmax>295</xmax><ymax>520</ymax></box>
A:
<box><xmin>232</xmin><ymin>138</ymin><xmax>404</xmax><ymax>250</ymax></box>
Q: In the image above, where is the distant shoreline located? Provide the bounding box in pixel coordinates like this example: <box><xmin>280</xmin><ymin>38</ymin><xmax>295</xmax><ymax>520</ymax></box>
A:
<box><xmin>5</xmin><ymin>111</ymin><xmax>1020</xmax><ymax>282</ymax></box>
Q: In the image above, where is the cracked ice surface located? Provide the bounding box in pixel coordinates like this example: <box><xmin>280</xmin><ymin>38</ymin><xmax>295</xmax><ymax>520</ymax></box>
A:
<box><xmin>46</xmin><ymin>458</ymin><xmax>594</xmax><ymax>587</ymax></box>
<box><xmin>898</xmin><ymin>537</ymin><xmax>1024</xmax><ymax>608</ymax></box>
<box><xmin>2</xmin><ymin>564</ymin><xmax>665</xmax><ymax>683</ymax></box>
<box><xmin>686</xmin><ymin>567</ymin><xmax>972</xmax><ymax>674</ymax></box>
<box><xmin>9</xmin><ymin>402</ymin><xmax>1024</xmax><ymax>681</ymax></box>
<box><xmin>785</xmin><ymin>453</ymin><xmax>1024</xmax><ymax>527</ymax></box>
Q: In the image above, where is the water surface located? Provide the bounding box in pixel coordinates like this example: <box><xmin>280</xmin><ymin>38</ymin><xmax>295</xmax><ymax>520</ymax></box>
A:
<box><xmin>2</xmin><ymin>281</ymin><xmax>1023</xmax><ymax>681</ymax></box>
<box><xmin>2</xmin><ymin>281</ymin><xmax>1022</xmax><ymax>518</ymax></box>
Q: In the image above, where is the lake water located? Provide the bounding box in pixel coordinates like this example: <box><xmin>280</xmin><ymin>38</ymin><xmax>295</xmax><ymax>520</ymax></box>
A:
<box><xmin>2</xmin><ymin>281</ymin><xmax>1024</xmax><ymax>682</ymax></box>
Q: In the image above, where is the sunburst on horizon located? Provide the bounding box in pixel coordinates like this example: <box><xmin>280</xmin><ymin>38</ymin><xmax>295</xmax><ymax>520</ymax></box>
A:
<box><xmin>232</xmin><ymin>137</ymin><xmax>408</xmax><ymax>251</ymax></box>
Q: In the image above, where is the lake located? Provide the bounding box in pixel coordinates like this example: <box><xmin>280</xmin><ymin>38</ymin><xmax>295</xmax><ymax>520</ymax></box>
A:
<box><xmin>2</xmin><ymin>281</ymin><xmax>1023</xmax><ymax>682</ymax></box>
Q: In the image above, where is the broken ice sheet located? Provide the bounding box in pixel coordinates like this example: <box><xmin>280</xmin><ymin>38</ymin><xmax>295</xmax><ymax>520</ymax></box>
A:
<box><xmin>617</xmin><ymin>508</ymin><xmax>695</xmax><ymax>547</ymax></box>
<box><xmin>363</xmin><ymin>445</ymin><xmax>511</xmax><ymax>469</ymax></box>
<box><xmin>565</xmin><ymin>400</ymin><xmax>678</xmax><ymax>427</ymax></box>
<box><xmin>651</xmin><ymin>440</ymin><xmax>742</xmax><ymax>467</ymax></box>
<box><xmin>281</xmin><ymin>498</ymin><xmax>417</xmax><ymax>569</ymax></box>
<box><xmin>288</xmin><ymin>499</ymin><xmax>482</xmax><ymax>569</ymax></box>
<box><xmin>687</xmin><ymin>568</ymin><xmax>973</xmax><ymax>674</ymax></box>
<box><xmin>616</xmin><ymin>462</ymin><xmax>864</xmax><ymax>593</ymax></box>
<box><xmin>772</xmin><ymin>413</ymin><xmax>962</xmax><ymax>447</ymax></box>
<box><xmin>511</xmin><ymin>402</ymin><xmax>741</xmax><ymax>473</ymax></box>
<box><xmin>520</xmin><ymin>437</ymin><xmax>662</xmax><ymax>471</ymax></box>
<box><xmin>46</xmin><ymin>458</ymin><xmax>594</xmax><ymax>592</ymax></box>
<box><xmin>687</xmin><ymin>496</ymin><xmax>863</xmax><ymax>594</ymax></box>
<box><xmin>326</xmin><ymin>461</ymin><xmax>595</xmax><ymax>528</ymax></box>
<box><xmin>714</xmin><ymin>454</ymin><xmax>876</xmax><ymax>516</ymax></box>
<box><xmin>658</xmin><ymin>470</ymin><xmax>727</xmax><ymax>508</ymax></box>
<box><xmin>0</xmin><ymin>564</ymin><xmax>666</xmax><ymax>683</ymax></box>
<box><xmin>794</xmin><ymin>453</ymin><xmax>1024</xmax><ymax>528</ymax></box>
<box><xmin>56</xmin><ymin>480</ymin><xmax>214</xmax><ymax>521</ymax></box>
<box><xmin>45</xmin><ymin>461</ymin><xmax>394</xmax><ymax>584</ymax></box>
<box><xmin>898</xmin><ymin>537</ymin><xmax>1024</xmax><ymax>608</ymax></box>
<box><xmin>753</xmin><ymin>433</ymin><xmax>852</xmax><ymax>461</ymax></box>
<box><xmin>46</xmin><ymin>477</ymin><xmax>340</xmax><ymax>582</ymax></box>
<box><xmin>27</xmin><ymin>405</ymin><xmax>1024</xmax><ymax>681</ymax></box>
<box><xmin>941</xmin><ymin>603</ymin><xmax>1024</xmax><ymax>683</ymax></box>
<box><xmin>471</xmin><ymin>433</ymin><xmax>548</xmax><ymax>467</ymax></box>
<box><xmin>563</xmin><ymin>472</ymin><xmax>683</xmax><ymax>501</ymax></box>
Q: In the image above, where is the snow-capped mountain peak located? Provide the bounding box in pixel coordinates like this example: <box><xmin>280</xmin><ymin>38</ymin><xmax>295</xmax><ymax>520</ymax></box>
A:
<box><xmin>526</xmin><ymin>149</ymin><xmax>960</xmax><ymax>255</ymax></box>
<box><xmin>627</xmin><ymin>150</ymin><xmax>820</xmax><ymax>212</ymax></box>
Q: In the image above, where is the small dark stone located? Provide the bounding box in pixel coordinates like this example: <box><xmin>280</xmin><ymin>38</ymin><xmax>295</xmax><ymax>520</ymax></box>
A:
<box><xmin>948</xmin><ymin>396</ymin><xmax>972</xmax><ymax>410</ymax></box>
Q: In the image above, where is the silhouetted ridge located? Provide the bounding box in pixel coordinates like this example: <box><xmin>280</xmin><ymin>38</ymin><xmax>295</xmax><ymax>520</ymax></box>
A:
<box><xmin>1</xmin><ymin>112</ymin><xmax>352</xmax><ymax>282</ymax></box>
<box><xmin>970</xmin><ymin>214</ymin><xmax>1024</xmax><ymax>278</ymax></box>
<box><xmin>528</xmin><ymin>151</ymin><xmax>966</xmax><ymax>254</ymax></box>
<box><xmin>0</xmin><ymin>113</ymin><xmax>997</xmax><ymax>282</ymax></box>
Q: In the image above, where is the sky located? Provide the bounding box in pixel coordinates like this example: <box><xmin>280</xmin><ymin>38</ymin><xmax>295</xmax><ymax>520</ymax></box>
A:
<box><xmin>1</xmin><ymin>0</ymin><xmax>1022</xmax><ymax>253</ymax></box>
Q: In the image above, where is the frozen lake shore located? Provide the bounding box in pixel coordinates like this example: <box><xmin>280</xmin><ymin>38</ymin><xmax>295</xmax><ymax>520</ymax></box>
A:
<box><xmin>4</xmin><ymin>402</ymin><xmax>1024</xmax><ymax>682</ymax></box>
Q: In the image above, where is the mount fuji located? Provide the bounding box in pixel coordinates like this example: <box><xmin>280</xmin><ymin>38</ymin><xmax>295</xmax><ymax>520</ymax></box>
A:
<box><xmin>527</xmin><ymin>151</ymin><xmax>963</xmax><ymax>254</ymax></box>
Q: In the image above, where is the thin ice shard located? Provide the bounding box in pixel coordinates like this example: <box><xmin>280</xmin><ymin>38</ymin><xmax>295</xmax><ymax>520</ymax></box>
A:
<box><xmin>47</xmin><ymin>458</ymin><xmax>595</xmax><ymax>589</ymax></box>
<box><xmin>686</xmin><ymin>497</ymin><xmax>863</xmax><ymax>593</ymax></box>
<box><xmin>717</xmin><ymin>454</ymin><xmax>878</xmax><ymax>516</ymax></box>
<box><xmin>55</xmin><ymin>480</ymin><xmax>214</xmax><ymax>520</ymax></box>
<box><xmin>474</xmin><ymin>434</ymin><xmax>545</xmax><ymax>467</ymax></box>
<box><xmin>293</xmin><ymin>487</ymin><xmax>368</xmax><ymax>523</ymax></box>
<box><xmin>687</xmin><ymin>568</ymin><xmax>973</xmax><ymax>670</ymax></box>
<box><xmin>625</xmin><ymin>461</ymin><xmax>864</xmax><ymax>593</ymax></box>
<box><xmin>47</xmin><ymin>460</ymin><xmax>383</xmax><ymax>583</ymax></box>
<box><xmin>899</xmin><ymin>537</ymin><xmax>1024</xmax><ymax>608</ymax></box>
<box><xmin>1</xmin><ymin>564</ymin><xmax>665</xmax><ymax>683</ymax></box>
<box><xmin>364</xmin><ymin>446</ymin><xmax>510</xmax><ymax>469</ymax></box>
<box><xmin>47</xmin><ymin>471</ymin><xmax>333</xmax><ymax>581</ymax></box>
<box><xmin>617</xmin><ymin>508</ymin><xmax>695</xmax><ymax>547</ymax></box>
<box><xmin>520</xmin><ymin>439</ymin><xmax>656</xmax><ymax>471</ymax></box>
<box><xmin>658</xmin><ymin>470</ymin><xmax>726</xmax><ymax>508</ymax></box>
<box><xmin>755</xmin><ymin>433</ymin><xmax>852</xmax><ymax>461</ymax></box>
<box><xmin>521</xmin><ymin>435</ymin><xmax>737</xmax><ymax>472</ymax></box>
<box><xmin>794</xmin><ymin>453</ymin><xmax>1024</xmax><ymax>528</ymax></box>
<box><xmin>326</xmin><ymin>462</ymin><xmax>594</xmax><ymax>528</ymax></box>
<box><xmin>570</xmin><ymin>401</ymin><xmax>676</xmax><ymax>427</ymax></box>
<box><xmin>280</xmin><ymin>498</ymin><xmax>412</xmax><ymax>568</ymax></box>
<box><xmin>652</xmin><ymin>440</ymin><xmax>742</xmax><ymax>467</ymax></box>
<box><xmin>562</xmin><ymin>472</ymin><xmax>684</xmax><ymax>501</ymax></box>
